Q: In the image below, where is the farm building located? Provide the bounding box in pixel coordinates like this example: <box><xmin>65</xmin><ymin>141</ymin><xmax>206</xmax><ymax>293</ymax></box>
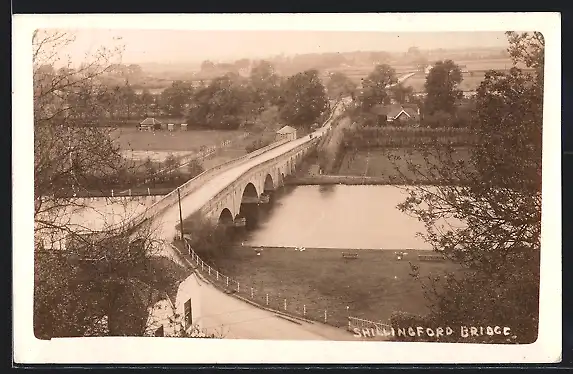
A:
<box><xmin>138</xmin><ymin>117</ymin><xmax>162</xmax><ymax>131</ymax></box>
<box><xmin>276</xmin><ymin>125</ymin><xmax>297</xmax><ymax>141</ymax></box>
<box><xmin>371</xmin><ymin>104</ymin><xmax>420</xmax><ymax>127</ymax></box>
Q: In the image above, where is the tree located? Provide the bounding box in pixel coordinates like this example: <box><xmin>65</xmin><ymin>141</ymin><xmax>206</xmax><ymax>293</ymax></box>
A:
<box><xmin>389</xmin><ymin>32</ymin><xmax>543</xmax><ymax>343</ymax></box>
<box><xmin>278</xmin><ymin>69</ymin><xmax>328</xmax><ymax>129</ymax></box>
<box><xmin>359</xmin><ymin>64</ymin><xmax>398</xmax><ymax>110</ymax></box>
<box><xmin>424</xmin><ymin>60</ymin><xmax>463</xmax><ymax>115</ymax></box>
<box><xmin>138</xmin><ymin>89</ymin><xmax>156</xmax><ymax>116</ymax></box>
<box><xmin>200</xmin><ymin>60</ymin><xmax>216</xmax><ymax>72</ymax></box>
<box><xmin>187</xmin><ymin>74</ymin><xmax>249</xmax><ymax>130</ymax></box>
<box><xmin>390</xmin><ymin>84</ymin><xmax>414</xmax><ymax>104</ymax></box>
<box><xmin>160</xmin><ymin>80</ymin><xmax>194</xmax><ymax>117</ymax></box>
<box><xmin>33</xmin><ymin>30</ymin><xmax>167</xmax><ymax>339</ymax></box>
<box><xmin>234</xmin><ymin>58</ymin><xmax>251</xmax><ymax>70</ymax></box>
<box><xmin>249</xmin><ymin>60</ymin><xmax>280</xmax><ymax>108</ymax></box>
<box><xmin>326</xmin><ymin>72</ymin><xmax>357</xmax><ymax>100</ymax></box>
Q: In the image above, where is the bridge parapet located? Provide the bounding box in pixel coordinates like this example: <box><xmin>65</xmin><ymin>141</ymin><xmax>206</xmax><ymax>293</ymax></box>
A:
<box><xmin>126</xmin><ymin>137</ymin><xmax>292</xmax><ymax>229</ymax></box>
<box><xmin>126</xmin><ymin>100</ymin><xmax>341</xmax><ymax>232</ymax></box>
<box><xmin>200</xmin><ymin>137</ymin><xmax>321</xmax><ymax>221</ymax></box>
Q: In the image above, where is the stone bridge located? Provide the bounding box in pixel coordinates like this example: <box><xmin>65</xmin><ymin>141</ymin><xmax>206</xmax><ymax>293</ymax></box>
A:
<box><xmin>126</xmin><ymin>99</ymin><xmax>348</xmax><ymax>242</ymax></box>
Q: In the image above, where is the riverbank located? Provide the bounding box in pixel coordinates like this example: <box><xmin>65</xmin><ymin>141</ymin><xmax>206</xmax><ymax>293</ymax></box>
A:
<box><xmin>202</xmin><ymin>245</ymin><xmax>461</xmax><ymax>328</ymax></box>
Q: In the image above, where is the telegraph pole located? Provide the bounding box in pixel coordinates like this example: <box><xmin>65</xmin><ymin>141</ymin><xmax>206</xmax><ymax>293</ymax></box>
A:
<box><xmin>177</xmin><ymin>188</ymin><xmax>184</xmax><ymax>241</ymax></box>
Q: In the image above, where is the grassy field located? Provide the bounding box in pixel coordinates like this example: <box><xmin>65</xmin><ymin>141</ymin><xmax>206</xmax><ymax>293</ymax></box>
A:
<box><xmin>338</xmin><ymin>148</ymin><xmax>472</xmax><ymax>179</ymax></box>
<box><xmin>111</xmin><ymin>128</ymin><xmax>247</xmax><ymax>152</ymax></box>
<box><xmin>406</xmin><ymin>72</ymin><xmax>488</xmax><ymax>93</ymax></box>
<box><xmin>206</xmin><ymin>246</ymin><xmax>461</xmax><ymax>328</ymax></box>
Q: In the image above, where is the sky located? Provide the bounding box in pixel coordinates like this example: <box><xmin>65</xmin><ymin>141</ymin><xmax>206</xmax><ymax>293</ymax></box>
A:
<box><xmin>50</xmin><ymin>29</ymin><xmax>510</xmax><ymax>65</ymax></box>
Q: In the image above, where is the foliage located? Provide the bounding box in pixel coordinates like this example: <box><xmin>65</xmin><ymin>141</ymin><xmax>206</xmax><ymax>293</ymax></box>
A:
<box><xmin>424</xmin><ymin>60</ymin><xmax>463</xmax><ymax>115</ymax></box>
<box><xmin>246</xmin><ymin>138</ymin><xmax>274</xmax><ymax>154</ymax></box>
<box><xmin>34</xmin><ymin>220</ymin><xmax>164</xmax><ymax>338</ymax></box>
<box><xmin>250</xmin><ymin>60</ymin><xmax>281</xmax><ymax>107</ymax></box>
<box><xmin>390</xmin><ymin>84</ymin><xmax>415</xmax><ymax>105</ymax></box>
<box><xmin>180</xmin><ymin>213</ymin><xmax>232</xmax><ymax>261</ymax></box>
<box><xmin>160</xmin><ymin>80</ymin><xmax>195</xmax><ymax>117</ymax></box>
<box><xmin>342</xmin><ymin>127</ymin><xmax>476</xmax><ymax>149</ymax></box>
<box><xmin>187</xmin><ymin>74</ymin><xmax>249</xmax><ymax>130</ymax></box>
<box><xmin>392</xmin><ymin>32</ymin><xmax>543</xmax><ymax>343</ymax></box>
<box><xmin>278</xmin><ymin>69</ymin><xmax>329</xmax><ymax>129</ymax></box>
<box><xmin>32</xmin><ymin>30</ymin><xmax>173</xmax><ymax>339</ymax></box>
<box><xmin>326</xmin><ymin>72</ymin><xmax>357</xmax><ymax>100</ymax></box>
<box><xmin>358</xmin><ymin>64</ymin><xmax>397</xmax><ymax>110</ymax></box>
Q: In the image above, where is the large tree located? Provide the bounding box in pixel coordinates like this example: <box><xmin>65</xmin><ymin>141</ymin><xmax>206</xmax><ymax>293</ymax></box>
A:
<box><xmin>187</xmin><ymin>73</ymin><xmax>250</xmax><ymax>130</ymax></box>
<box><xmin>390</xmin><ymin>32</ymin><xmax>543</xmax><ymax>344</ymax></box>
<box><xmin>424</xmin><ymin>60</ymin><xmax>463</xmax><ymax>115</ymax></box>
<box><xmin>326</xmin><ymin>72</ymin><xmax>357</xmax><ymax>100</ymax></box>
<box><xmin>359</xmin><ymin>64</ymin><xmax>397</xmax><ymax>110</ymax></box>
<box><xmin>278</xmin><ymin>69</ymin><xmax>329</xmax><ymax>129</ymax></box>
<box><xmin>249</xmin><ymin>60</ymin><xmax>280</xmax><ymax>108</ymax></box>
<box><xmin>160</xmin><ymin>80</ymin><xmax>195</xmax><ymax>117</ymax></box>
<box><xmin>33</xmin><ymin>30</ymin><xmax>167</xmax><ymax>339</ymax></box>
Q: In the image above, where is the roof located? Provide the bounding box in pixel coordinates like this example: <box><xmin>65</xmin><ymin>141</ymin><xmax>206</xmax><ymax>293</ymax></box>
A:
<box><xmin>140</xmin><ymin>117</ymin><xmax>162</xmax><ymax>125</ymax></box>
<box><xmin>370</xmin><ymin>104</ymin><xmax>419</xmax><ymax>120</ymax></box>
<box><xmin>277</xmin><ymin>125</ymin><xmax>297</xmax><ymax>134</ymax></box>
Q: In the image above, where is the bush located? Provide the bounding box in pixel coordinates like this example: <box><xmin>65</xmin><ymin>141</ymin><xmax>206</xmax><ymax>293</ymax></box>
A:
<box><xmin>342</xmin><ymin>126</ymin><xmax>477</xmax><ymax>149</ymax></box>
<box><xmin>245</xmin><ymin>136</ymin><xmax>274</xmax><ymax>153</ymax></box>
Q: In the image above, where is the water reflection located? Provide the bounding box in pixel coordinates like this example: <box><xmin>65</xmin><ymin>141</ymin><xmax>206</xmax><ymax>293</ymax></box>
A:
<box><xmin>242</xmin><ymin>185</ymin><xmax>463</xmax><ymax>250</ymax></box>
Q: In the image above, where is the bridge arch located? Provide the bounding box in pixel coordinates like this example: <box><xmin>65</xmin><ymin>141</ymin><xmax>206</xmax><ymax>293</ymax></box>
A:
<box><xmin>264</xmin><ymin>174</ymin><xmax>274</xmax><ymax>192</ymax></box>
<box><xmin>241</xmin><ymin>182</ymin><xmax>258</xmax><ymax>200</ymax></box>
<box><xmin>238</xmin><ymin>182</ymin><xmax>260</xmax><ymax>230</ymax></box>
<box><xmin>218</xmin><ymin>208</ymin><xmax>234</xmax><ymax>225</ymax></box>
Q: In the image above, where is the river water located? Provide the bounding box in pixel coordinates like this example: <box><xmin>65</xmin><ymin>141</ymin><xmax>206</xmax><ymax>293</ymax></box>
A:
<box><xmin>242</xmin><ymin>185</ymin><xmax>463</xmax><ymax>250</ymax></box>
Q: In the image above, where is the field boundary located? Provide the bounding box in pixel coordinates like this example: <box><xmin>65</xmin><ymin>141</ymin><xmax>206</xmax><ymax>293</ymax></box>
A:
<box><xmin>175</xmin><ymin>240</ymin><xmax>355</xmax><ymax>329</ymax></box>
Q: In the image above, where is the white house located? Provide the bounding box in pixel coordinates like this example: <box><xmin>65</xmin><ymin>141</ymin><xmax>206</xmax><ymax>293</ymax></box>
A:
<box><xmin>145</xmin><ymin>271</ymin><xmax>204</xmax><ymax>337</ymax></box>
<box><xmin>276</xmin><ymin>125</ymin><xmax>297</xmax><ymax>141</ymax></box>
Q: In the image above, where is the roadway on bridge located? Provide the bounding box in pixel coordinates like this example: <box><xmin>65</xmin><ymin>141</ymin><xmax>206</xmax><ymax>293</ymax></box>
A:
<box><xmin>145</xmin><ymin>91</ymin><xmax>411</xmax><ymax>339</ymax></box>
<box><xmin>150</xmin><ymin>101</ymin><xmax>354</xmax><ymax>340</ymax></box>
<box><xmin>154</xmin><ymin>101</ymin><xmax>346</xmax><ymax>242</ymax></box>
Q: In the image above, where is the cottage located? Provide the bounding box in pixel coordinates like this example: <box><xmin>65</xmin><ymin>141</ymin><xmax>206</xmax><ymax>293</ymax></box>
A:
<box><xmin>145</xmin><ymin>270</ymin><xmax>204</xmax><ymax>337</ymax></box>
<box><xmin>167</xmin><ymin>123</ymin><xmax>175</xmax><ymax>131</ymax></box>
<box><xmin>276</xmin><ymin>125</ymin><xmax>297</xmax><ymax>141</ymax></box>
<box><xmin>138</xmin><ymin>117</ymin><xmax>162</xmax><ymax>131</ymax></box>
<box><xmin>180</xmin><ymin>123</ymin><xmax>188</xmax><ymax>131</ymax></box>
<box><xmin>371</xmin><ymin>104</ymin><xmax>421</xmax><ymax>127</ymax></box>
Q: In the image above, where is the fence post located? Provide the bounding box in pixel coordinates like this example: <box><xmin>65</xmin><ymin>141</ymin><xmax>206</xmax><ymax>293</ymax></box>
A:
<box><xmin>324</xmin><ymin>310</ymin><xmax>327</xmax><ymax>323</ymax></box>
<box><xmin>196</xmin><ymin>256</ymin><xmax>199</xmax><ymax>265</ymax></box>
<box><xmin>266</xmin><ymin>294</ymin><xmax>269</xmax><ymax>306</ymax></box>
<box><xmin>208</xmin><ymin>266</ymin><xmax>211</xmax><ymax>276</ymax></box>
<box><xmin>226</xmin><ymin>277</ymin><xmax>229</xmax><ymax>287</ymax></box>
<box><xmin>216</xmin><ymin>271</ymin><xmax>219</xmax><ymax>281</ymax></box>
<box><xmin>111</xmin><ymin>189</ymin><xmax>114</xmax><ymax>197</ymax></box>
<box><xmin>201</xmin><ymin>261</ymin><xmax>203</xmax><ymax>271</ymax></box>
<box><xmin>237</xmin><ymin>282</ymin><xmax>240</xmax><ymax>293</ymax></box>
<box><xmin>251</xmin><ymin>287</ymin><xmax>254</xmax><ymax>299</ymax></box>
<box><xmin>284</xmin><ymin>299</ymin><xmax>287</xmax><ymax>311</ymax></box>
<box><xmin>303</xmin><ymin>305</ymin><xmax>306</xmax><ymax>317</ymax></box>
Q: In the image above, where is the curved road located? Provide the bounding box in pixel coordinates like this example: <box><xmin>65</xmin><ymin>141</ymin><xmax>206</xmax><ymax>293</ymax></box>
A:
<box><xmin>151</xmin><ymin>99</ymin><xmax>355</xmax><ymax>340</ymax></box>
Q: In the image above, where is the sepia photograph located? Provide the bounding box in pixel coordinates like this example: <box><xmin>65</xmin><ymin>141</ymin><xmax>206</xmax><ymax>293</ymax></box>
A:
<box><xmin>13</xmin><ymin>13</ymin><xmax>561</xmax><ymax>364</ymax></box>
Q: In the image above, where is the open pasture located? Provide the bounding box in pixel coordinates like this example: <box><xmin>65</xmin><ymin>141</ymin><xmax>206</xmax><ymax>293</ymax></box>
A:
<box><xmin>111</xmin><ymin>127</ymin><xmax>246</xmax><ymax>153</ymax></box>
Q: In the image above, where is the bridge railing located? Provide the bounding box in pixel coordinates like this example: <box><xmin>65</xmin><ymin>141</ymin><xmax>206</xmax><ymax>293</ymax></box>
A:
<box><xmin>128</xmin><ymin>100</ymin><xmax>341</xmax><ymax>230</ymax></box>
<box><xmin>126</xmin><ymin>137</ymin><xmax>291</xmax><ymax>229</ymax></box>
<box><xmin>199</xmin><ymin>102</ymin><xmax>341</xmax><ymax>217</ymax></box>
